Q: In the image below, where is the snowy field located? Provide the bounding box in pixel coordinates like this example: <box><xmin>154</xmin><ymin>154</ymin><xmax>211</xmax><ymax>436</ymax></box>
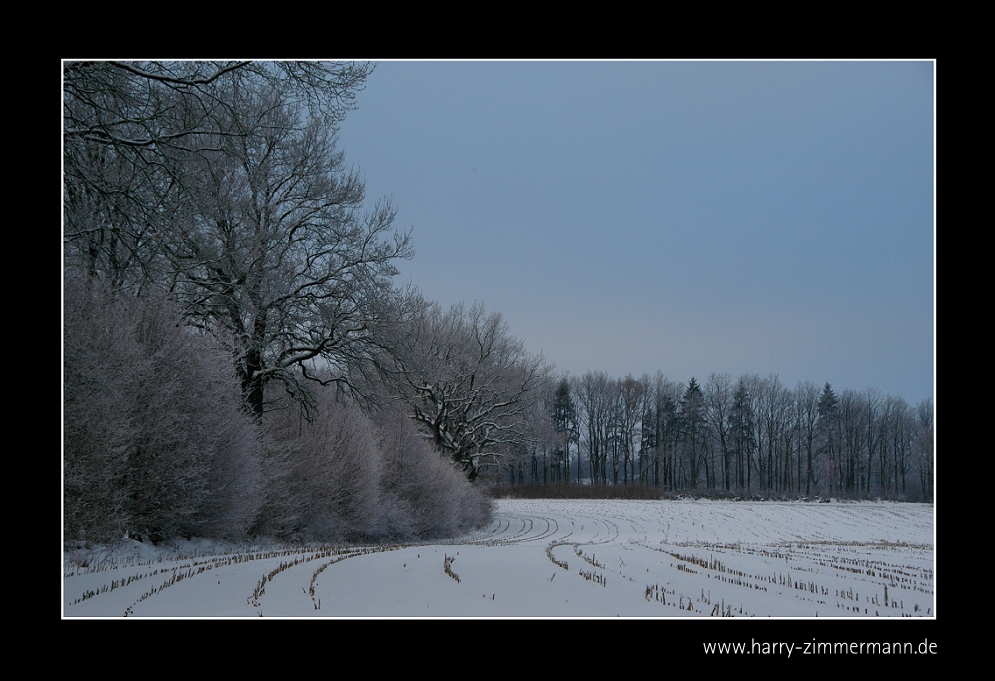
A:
<box><xmin>63</xmin><ymin>498</ymin><xmax>934</xmax><ymax>618</ymax></box>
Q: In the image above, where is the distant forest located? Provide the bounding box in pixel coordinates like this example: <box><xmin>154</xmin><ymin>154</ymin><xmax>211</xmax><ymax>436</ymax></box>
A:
<box><xmin>498</xmin><ymin>372</ymin><xmax>933</xmax><ymax>502</ymax></box>
<box><xmin>63</xmin><ymin>62</ymin><xmax>932</xmax><ymax>546</ymax></box>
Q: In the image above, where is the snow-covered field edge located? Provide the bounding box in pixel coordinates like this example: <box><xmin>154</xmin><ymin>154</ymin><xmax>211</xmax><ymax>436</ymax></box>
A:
<box><xmin>64</xmin><ymin>498</ymin><xmax>934</xmax><ymax>619</ymax></box>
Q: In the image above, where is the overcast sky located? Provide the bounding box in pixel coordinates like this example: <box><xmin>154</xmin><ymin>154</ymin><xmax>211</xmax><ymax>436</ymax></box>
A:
<box><xmin>337</xmin><ymin>60</ymin><xmax>934</xmax><ymax>405</ymax></box>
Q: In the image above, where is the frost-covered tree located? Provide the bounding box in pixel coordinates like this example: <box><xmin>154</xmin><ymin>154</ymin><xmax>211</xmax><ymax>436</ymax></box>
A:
<box><xmin>64</xmin><ymin>61</ymin><xmax>410</xmax><ymax>418</ymax></box>
<box><xmin>164</xmin><ymin>82</ymin><xmax>411</xmax><ymax>417</ymax></box>
<box><xmin>393</xmin><ymin>301</ymin><xmax>549</xmax><ymax>481</ymax></box>
<box><xmin>64</xmin><ymin>61</ymin><xmax>373</xmax><ymax>292</ymax></box>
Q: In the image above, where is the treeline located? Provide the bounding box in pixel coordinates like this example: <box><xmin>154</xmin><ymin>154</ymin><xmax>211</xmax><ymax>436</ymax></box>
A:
<box><xmin>497</xmin><ymin>372</ymin><xmax>934</xmax><ymax>502</ymax></box>
<box><xmin>64</xmin><ymin>275</ymin><xmax>491</xmax><ymax>544</ymax></box>
<box><xmin>63</xmin><ymin>62</ymin><xmax>507</xmax><ymax>544</ymax></box>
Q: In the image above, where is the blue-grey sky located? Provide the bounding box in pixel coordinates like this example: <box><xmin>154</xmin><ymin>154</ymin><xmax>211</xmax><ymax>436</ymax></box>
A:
<box><xmin>338</xmin><ymin>60</ymin><xmax>934</xmax><ymax>405</ymax></box>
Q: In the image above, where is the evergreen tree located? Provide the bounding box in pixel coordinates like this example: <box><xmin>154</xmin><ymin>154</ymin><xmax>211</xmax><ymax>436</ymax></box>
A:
<box><xmin>679</xmin><ymin>378</ymin><xmax>708</xmax><ymax>488</ymax></box>
<box><xmin>816</xmin><ymin>383</ymin><xmax>840</xmax><ymax>495</ymax></box>
<box><xmin>731</xmin><ymin>378</ymin><xmax>756</xmax><ymax>491</ymax></box>
<box><xmin>551</xmin><ymin>377</ymin><xmax>579</xmax><ymax>483</ymax></box>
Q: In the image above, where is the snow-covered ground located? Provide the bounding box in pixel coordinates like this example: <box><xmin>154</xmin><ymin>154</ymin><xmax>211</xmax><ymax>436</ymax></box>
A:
<box><xmin>63</xmin><ymin>498</ymin><xmax>934</xmax><ymax>618</ymax></box>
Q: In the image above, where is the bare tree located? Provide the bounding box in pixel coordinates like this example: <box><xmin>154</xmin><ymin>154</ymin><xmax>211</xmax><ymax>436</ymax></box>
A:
<box><xmin>794</xmin><ymin>381</ymin><xmax>821</xmax><ymax>496</ymax></box>
<box><xmin>861</xmin><ymin>388</ymin><xmax>883</xmax><ymax>495</ymax></box>
<box><xmin>754</xmin><ymin>375</ymin><xmax>790</xmax><ymax>493</ymax></box>
<box><xmin>837</xmin><ymin>389</ymin><xmax>865</xmax><ymax>495</ymax></box>
<box><xmin>913</xmin><ymin>398</ymin><xmax>934</xmax><ymax>502</ymax></box>
<box><xmin>878</xmin><ymin>395</ymin><xmax>913</xmax><ymax>497</ymax></box>
<box><xmin>64</xmin><ymin>61</ymin><xmax>406</xmax><ymax>417</ymax></box>
<box><xmin>882</xmin><ymin>394</ymin><xmax>914</xmax><ymax>498</ymax></box>
<box><xmin>163</xmin><ymin>83</ymin><xmax>412</xmax><ymax>416</ymax></box>
<box><xmin>618</xmin><ymin>376</ymin><xmax>644</xmax><ymax>485</ymax></box>
<box><xmin>393</xmin><ymin>301</ymin><xmax>549</xmax><ymax>481</ymax></box>
<box><xmin>64</xmin><ymin>61</ymin><xmax>373</xmax><ymax>292</ymax></box>
<box><xmin>731</xmin><ymin>375</ymin><xmax>758</xmax><ymax>492</ymax></box>
<box><xmin>706</xmin><ymin>373</ymin><xmax>734</xmax><ymax>491</ymax></box>
<box><xmin>576</xmin><ymin>371</ymin><xmax>616</xmax><ymax>485</ymax></box>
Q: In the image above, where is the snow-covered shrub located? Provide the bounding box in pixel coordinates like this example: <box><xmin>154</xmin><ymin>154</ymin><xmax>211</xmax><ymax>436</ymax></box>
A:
<box><xmin>378</xmin><ymin>411</ymin><xmax>492</xmax><ymax>539</ymax></box>
<box><xmin>255</xmin><ymin>394</ymin><xmax>384</xmax><ymax>542</ymax></box>
<box><xmin>64</xmin><ymin>275</ymin><xmax>141</xmax><ymax>542</ymax></box>
<box><xmin>253</xmin><ymin>392</ymin><xmax>492</xmax><ymax>543</ymax></box>
<box><xmin>63</xmin><ymin>273</ymin><xmax>263</xmax><ymax>543</ymax></box>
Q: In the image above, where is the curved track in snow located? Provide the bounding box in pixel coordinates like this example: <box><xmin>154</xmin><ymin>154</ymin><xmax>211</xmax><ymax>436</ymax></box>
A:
<box><xmin>64</xmin><ymin>499</ymin><xmax>934</xmax><ymax>618</ymax></box>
